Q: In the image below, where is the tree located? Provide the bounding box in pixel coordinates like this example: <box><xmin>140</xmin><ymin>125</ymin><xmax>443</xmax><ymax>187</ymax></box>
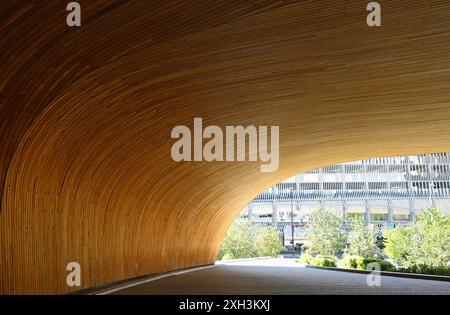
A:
<box><xmin>384</xmin><ymin>207</ymin><xmax>450</xmax><ymax>268</ymax></box>
<box><xmin>308</xmin><ymin>209</ymin><xmax>347</xmax><ymax>256</ymax></box>
<box><xmin>254</xmin><ymin>226</ymin><xmax>284</xmax><ymax>257</ymax></box>
<box><xmin>217</xmin><ymin>222</ymin><xmax>256</xmax><ymax>260</ymax></box>
<box><xmin>410</xmin><ymin>207</ymin><xmax>450</xmax><ymax>267</ymax></box>
<box><xmin>383</xmin><ymin>225</ymin><xmax>412</xmax><ymax>267</ymax></box>
<box><xmin>217</xmin><ymin>222</ymin><xmax>284</xmax><ymax>260</ymax></box>
<box><xmin>345</xmin><ymin>219</ymin><xmax>379</xmax><ymax>258</ymax></box>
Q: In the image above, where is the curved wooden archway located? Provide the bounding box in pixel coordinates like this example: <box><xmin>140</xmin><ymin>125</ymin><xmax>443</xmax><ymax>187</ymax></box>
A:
<box><xmin>1</xmin><ymin>1</ymin><xmax>450</xmax><ymax>294</ymax></box>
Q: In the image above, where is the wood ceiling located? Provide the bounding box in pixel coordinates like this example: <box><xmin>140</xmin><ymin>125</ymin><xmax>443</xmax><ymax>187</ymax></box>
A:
<box><xmin>1</xmin><ymin>0</ymin><xmax>450</xmax><ymax>294</ymax></box>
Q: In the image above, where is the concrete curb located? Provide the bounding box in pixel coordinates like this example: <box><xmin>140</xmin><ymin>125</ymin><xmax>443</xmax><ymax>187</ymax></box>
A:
<box><xmin>70</xmin><ymin>264</ymin><xmax>215</xmax><ymax>295</ymax></box>
<box><xmin>306</xmin><ymin>265</ymin><xmax>450</xmax><ymax>282</ymax></box>
<box><xmin>215</xmin><ymin>257</ymin><xmax>273</xmax><ymax>264</ymax></box>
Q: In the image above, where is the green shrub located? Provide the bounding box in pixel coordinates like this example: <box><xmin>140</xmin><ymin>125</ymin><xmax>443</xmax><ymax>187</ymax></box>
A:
<box><xmin>340</xmin><ymin>255</ymin><xmax>360</xmax><ymax>269</ymax></box>
<box><xmin>359</xmin><ymin>258</ymin><xmax>396</xmax><ymax>272</ymax></box>
<box><xmin>311</xmin><ymin>256</ymin><xmax>337</xmax><ymax>267</ymax></box>
<box><xmin>298</xmin><ymin>253</ymin><xmax>313</xmax><ymax>265</ymax></box>
<box><xmin>300</xmin><ymin>253</ymin><xmax>337</xmax><ymax>267</ymax></box>
<box><xmin>402</xmin><ymin>265</ymin><xmax>450</xmax><ymax>276</ymax></box>
<box><xmin>340</xmin><ymin>255</ymin><xmax>396</xmax><ymax>272</ymax></box>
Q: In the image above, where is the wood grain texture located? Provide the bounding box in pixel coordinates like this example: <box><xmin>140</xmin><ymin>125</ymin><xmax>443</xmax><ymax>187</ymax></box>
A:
<box><xmin>1</xmin><ymin>0</ymin><xmax>450</xmax><ymax>294</ymax></box>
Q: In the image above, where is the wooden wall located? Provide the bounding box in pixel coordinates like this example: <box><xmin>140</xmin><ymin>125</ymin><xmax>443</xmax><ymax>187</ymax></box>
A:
<box><xmin>1</xmin><ymin>0</ymin><xmax>450</xmax><ymax>294</ymax></box>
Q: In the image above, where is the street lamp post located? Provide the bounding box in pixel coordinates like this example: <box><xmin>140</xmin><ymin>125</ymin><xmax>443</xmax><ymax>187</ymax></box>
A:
<box><xmin>290</xmin><ymin>188</ymin><xmax>295</xmax><ymax>249</ymax></box>
<box><xmin>429</xmin><ymin>182</ymin><xmax>436</xmax><ymax>208</ymax></box>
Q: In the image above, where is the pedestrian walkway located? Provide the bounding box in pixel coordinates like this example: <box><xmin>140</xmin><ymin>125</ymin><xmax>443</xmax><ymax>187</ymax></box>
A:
<box><xmin>109</xmin><ymin>259</ymin><xmax>450</xmax><ymax>295</ymax></box>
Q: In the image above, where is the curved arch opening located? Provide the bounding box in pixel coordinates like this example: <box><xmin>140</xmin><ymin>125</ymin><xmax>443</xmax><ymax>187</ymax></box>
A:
<box><xmin>218</xmin><ymin>153</ymin><xmax>450</xmax><ymax>280</ymax></box>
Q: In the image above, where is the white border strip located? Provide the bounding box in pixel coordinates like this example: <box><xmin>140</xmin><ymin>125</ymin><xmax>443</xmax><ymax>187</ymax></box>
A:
<box><xmin>92</xmin><ymin>265</ymin><xmax>215</xmax><ymax>295</ymax></box>
<box><xmin>215</xmin><ymin>257</ymin><xmax>272</xmax><ymax>265</ymax></box>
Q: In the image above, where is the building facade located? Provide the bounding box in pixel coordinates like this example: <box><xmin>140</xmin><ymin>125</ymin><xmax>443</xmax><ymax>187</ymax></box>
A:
<box><xmin>241</xmin><ymin>153</ymin><xmax>450</xmax><ymax>245</ymax></box>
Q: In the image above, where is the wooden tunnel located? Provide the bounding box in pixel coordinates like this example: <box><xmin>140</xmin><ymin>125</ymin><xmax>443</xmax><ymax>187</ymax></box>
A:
<box><xmin>1</xmin><ymin>0</ymin><xmax>450</xmax><ymax>294</ymax></box>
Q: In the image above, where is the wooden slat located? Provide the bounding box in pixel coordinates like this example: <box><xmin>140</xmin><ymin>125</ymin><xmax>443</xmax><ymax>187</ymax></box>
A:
<box><xmin>1</xmin><ymin>0</ymin><xmax>450</xmax><ymax>294</ymax></box>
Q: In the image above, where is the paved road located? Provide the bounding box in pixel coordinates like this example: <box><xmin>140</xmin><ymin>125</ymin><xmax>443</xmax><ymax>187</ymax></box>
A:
<box><xmin>110</xmin><ymin>259</ymin><xmax>450</xmax><ymax>295</ymax></box>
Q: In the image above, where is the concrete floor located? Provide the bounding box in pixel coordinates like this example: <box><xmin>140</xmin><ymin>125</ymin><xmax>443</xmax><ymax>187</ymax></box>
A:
<box><xmin>110</xmin><ymin>259</ymin><xmax>450</xmax><ymax>295</ymax></box>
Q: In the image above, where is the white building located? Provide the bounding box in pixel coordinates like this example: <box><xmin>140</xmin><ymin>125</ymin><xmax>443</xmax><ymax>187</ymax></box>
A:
<box><xmin>241</xmin><ymin>153</ymin><xmax>450</xmax><ymax>245</ymax></box>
